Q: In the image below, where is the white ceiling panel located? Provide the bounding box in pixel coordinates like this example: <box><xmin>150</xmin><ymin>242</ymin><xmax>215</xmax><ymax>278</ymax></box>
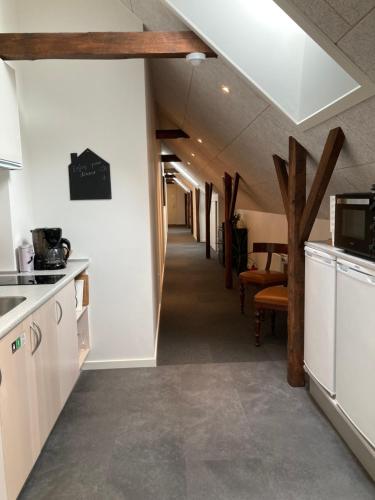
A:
<box><xmin>185</xmin><ymin>58</ymin><xmax>268</xmax><ymax>151</ymax></box>
<box><xmin>289</xmin><ymin>0</ymin><xmax>350</xmax><ymax>42</ymax></box>
<box><xmin>340</xmin><ymin>163</ymin><xmax>375</xmax><ymax>191</ymax></box>
<box><xmin>131</xmin><ymin>0</ymin><xmax>188</xmax><ymax>30</ymax></box>
<box><xmin>151</xmin><ymin>59</ymin><xmax>193</xmax><ymax>126</ymax></box>
<box><xmin>326</xmin><ymin>0</ymin><xmax>375</xmax><ymax>26</ymax></box>
<box><xmin>338</xmin><ymin>9</ymin><xmax>375</xmax><ymax>72</ymax></box>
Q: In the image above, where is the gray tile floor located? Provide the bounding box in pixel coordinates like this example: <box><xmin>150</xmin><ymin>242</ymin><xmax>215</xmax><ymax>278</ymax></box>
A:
<box><xmin>20</xmin><ymin>228</ymin><xmax>375</xmax><ymax>499</ymax></box>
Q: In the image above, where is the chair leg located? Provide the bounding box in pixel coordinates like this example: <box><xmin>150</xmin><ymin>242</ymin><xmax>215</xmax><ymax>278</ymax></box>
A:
<box><xmin>240</xmin><ymin>282</ymin><xmax>245</xmax><ymax>314</ymax></box>
<box><xmin>271</xmin><ymin>310</ymin><xmax>276</xmax><ymax>335</ymax></box>
<box><xmin>255</xmin><ymin>308</ymin><xmax>263</xmax><ymax>347</ymax></box>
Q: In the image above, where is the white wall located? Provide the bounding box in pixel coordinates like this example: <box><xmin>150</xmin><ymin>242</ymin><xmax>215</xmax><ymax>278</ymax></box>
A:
<box><xmin>0</xmin><ymin>171</ymin><xmax>16</xmax><ymax>271</ymax></box>
<box><xmin>237</xmin><ymin>208</ymin><xmax>330</xmax><ymax>270</ymax></box>
<box><xmin>13</xmin><ymin>0</ymin><xmax>163</xmax><ymax>367</ymax></box>
<box><xmin>167</xmin><ymin>183</ymin><xmax>186</xmax><ymax>225</ymax></box>
<box><xmin>145</xmin><ymin>60</ymin><xmax>165</xmax><ymax>346</ymax></box>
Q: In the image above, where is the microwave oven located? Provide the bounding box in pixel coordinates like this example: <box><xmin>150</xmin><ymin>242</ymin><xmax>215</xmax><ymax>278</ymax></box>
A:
<box><xmin>334</xmin><ymin>192</ymin><xmax>375</xmax><ymax>260</ymax></box>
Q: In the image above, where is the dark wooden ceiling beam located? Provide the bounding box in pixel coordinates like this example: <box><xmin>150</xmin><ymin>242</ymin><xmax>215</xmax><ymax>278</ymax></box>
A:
<box><xmin>0</xmin><ymin>31</ymin><xmax>217</xmax><ymax>60</ymax></box>
<box><xmin>160</xmin><ymin>154</ymin><xmax>181</xmax><ymax>163</ymax></box>
<box><xmin>156</xmin><ymin>129</ymin><xmax>189</xmax><ymax>140</ymax></box>
<box><xmin>299</xmin><ymin>127</ymin><xmax>345</xmax><ymax>245</ymax></box>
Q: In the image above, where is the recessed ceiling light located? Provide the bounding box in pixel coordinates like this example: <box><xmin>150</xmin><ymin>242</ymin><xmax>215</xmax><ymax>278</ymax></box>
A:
<box><xmin>187</xmin><ymin>161</ymin><xmax>191</xmax><ymax>165</ymax></box>
<box><xmin>197</xmin><ymin>138</ymin><xmax>203</xmax><ymax>144</ymax></box>
<box><xmin>191</xmin><ymin>153</ymin><xmax>196</xmax><ymax>157</ymax></box>
<box><xmin>221</xmin><ymin>85</ymin><xmax>230</xmax><ymax>94</ymax></box>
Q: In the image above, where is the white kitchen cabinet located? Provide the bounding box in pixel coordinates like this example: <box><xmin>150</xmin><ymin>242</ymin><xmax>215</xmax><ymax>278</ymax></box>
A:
<box><xmin>31</xmin><ymin>299</ymin><xmax>61</xmax><ymax>449</ymax></box>
<box><xmin>54</xmin><ymin>280</ymin><xmax>80</xmax><ymax>406</ymax></box>
<box><xmin>0</xmin><ymin>61</ymin><xmax>22</xmax><ymax>169</ymax></box>
<box><xmin>0</xmin><ymin>321</ymin><xmax>38</xmax><ymax>500</ymax></box>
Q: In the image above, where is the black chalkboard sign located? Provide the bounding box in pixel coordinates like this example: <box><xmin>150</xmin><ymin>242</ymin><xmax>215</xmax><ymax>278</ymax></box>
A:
<box><xmin>69</xmin><ymin>149</ymin><xmax>112</xmax><ymax>200</ymax></box>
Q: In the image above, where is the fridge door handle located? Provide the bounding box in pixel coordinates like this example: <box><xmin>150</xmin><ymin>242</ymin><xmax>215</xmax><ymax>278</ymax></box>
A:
<box><xmin>338</xmin><ymin>264</ymin><xmax>375</xmax><ymax>284</ymax></box>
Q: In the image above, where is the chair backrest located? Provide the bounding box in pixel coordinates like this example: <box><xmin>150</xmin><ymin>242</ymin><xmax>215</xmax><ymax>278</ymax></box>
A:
<box><xmin>252</xmin><ymin>243</ymin><xmax>288</xmax><ymax>271</ymax></box>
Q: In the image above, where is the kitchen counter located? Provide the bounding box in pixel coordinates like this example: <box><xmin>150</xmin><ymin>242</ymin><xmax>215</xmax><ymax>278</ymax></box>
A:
<box><xmin>306</xmin><ymin>241</ymin><xmax>375</xmax><ymax>271</ymax></box>
<box><xmin>0</xmin><ymin>259</ymin><xmax>89</xmax><ymax>341</ymax></box>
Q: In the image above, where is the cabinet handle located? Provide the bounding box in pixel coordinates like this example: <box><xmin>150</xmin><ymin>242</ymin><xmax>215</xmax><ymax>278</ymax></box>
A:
<box><xmin>34</xmin><ymin>322</ymin><xmax>42</xmax><ymax>348</ymax></box>
<box><xmin>0</xmin><ymin>369</ymin><xmax>2</xmax><ymax>386</ymax></box>
<box><xmin>56</xmin><ymin>300</ymin><xmax>63</xmax><ymax>325</ymax></box>
<box><xmin>30</xmin><ymin>324</ymin><xmax>39</xmax><ymax>355</ymax></box>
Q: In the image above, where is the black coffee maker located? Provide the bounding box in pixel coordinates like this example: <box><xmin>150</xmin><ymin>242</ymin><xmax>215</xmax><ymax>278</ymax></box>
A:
<box><xmin>31</xmin><ymin>228</ymin><xmax>71</xmax><ymax>270</ymax></box>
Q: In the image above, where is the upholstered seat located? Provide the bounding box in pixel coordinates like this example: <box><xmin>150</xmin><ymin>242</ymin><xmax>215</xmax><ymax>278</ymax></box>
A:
<box><xmin>239</xmin><ymin>242</ymin><xmax>288</xmax><ymax>314</ymax></box>
<box><xmin>253</xmin><ymin>285</ymin><xmax>288</xmax><ymax>346</ymax></box>
<box><xmin>254</xmin><ymin>285</ymin><xmax>288</xmax><ymax>307</ymax></box>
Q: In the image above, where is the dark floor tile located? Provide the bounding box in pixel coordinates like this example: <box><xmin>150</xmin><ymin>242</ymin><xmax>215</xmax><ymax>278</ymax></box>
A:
<box><xmin>105</xmin><ymin>455</ymin><xmax>187</xmax><ymax>500</ymax></box>
<box><xmin>185</xmin><ymin>458</ymin><xmax>272</xmax><ymax>500</ymax></box>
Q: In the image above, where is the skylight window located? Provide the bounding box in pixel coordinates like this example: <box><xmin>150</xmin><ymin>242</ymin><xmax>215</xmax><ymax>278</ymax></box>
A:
<box><xmin>165</xmin><ymin>0</ymin><xmax>375</xmax><ymax>128</ymax></box>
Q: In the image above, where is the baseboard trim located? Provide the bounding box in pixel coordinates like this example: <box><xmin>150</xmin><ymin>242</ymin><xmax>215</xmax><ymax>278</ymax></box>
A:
<box><xmin>310</xmin><ymin>378</ymin><xmax>375</xmax><ymax>481</ymax></box>
<box><xmin>83</xmin><ymin>357</ymin><xmax>156</xmax><ymax>370</ymax></box>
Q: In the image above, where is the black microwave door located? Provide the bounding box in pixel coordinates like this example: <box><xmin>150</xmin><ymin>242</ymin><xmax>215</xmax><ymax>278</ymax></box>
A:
<box><xmin>335</xmin><ymin>203</ymin><xmax>372</xmax><ymax>256</ymax></box>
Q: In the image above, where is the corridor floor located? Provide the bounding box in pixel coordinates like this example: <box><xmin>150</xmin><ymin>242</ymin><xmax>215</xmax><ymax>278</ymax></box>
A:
<box><xmin>20</xmin><ymin>228</ymin><xmax>374</xmax><ymax>499</ymax></box>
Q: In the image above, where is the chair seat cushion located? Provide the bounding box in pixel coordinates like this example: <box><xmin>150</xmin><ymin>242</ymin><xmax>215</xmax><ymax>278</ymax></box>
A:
<box><xmin>240</xmin><ymin>269</ymin><xmax>287</xmax><ymax>286</ymax></box>
<box><xmin>255</xmin><ymin>285</ymin><xmax>288</xmax><ymax>307</ymax></box>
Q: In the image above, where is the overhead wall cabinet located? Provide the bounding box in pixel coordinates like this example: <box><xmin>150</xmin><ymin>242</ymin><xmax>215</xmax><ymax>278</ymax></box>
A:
<box><xmin>0</xmin><ymin>61</ymin><xmax>22</xmax><ymax>169</ymax></box>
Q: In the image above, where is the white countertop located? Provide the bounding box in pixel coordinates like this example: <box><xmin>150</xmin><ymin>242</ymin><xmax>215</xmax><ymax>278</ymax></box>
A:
<box><xmin>0</xmin><ymin>259</ymin><xmax>89</xmax><ymax>341</ymax></box>
<box><xmin>305</xmin><ymin>241</ymin><xmax>375</xmax><ymax>272</ymax></box>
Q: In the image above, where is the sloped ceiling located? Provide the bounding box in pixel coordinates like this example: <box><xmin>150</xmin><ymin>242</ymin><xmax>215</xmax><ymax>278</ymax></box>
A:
<box><xmin>125</xmin><ymin>0</ymin><xmax>375</xmax><ymax>217</ymax></box>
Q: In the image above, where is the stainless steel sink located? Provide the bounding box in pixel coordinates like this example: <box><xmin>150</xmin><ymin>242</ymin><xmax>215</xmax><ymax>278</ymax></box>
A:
<box><xmin>0</xmin><ymin>296</ymin><xmax>27</xmax><ymax>317</ymax></box>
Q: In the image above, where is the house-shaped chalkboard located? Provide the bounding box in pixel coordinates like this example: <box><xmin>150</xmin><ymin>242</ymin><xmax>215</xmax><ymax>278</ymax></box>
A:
<box><xmin>69</xmin><ymin>149</ymin><xmax>112</xmax><ymax>200</ymax></box>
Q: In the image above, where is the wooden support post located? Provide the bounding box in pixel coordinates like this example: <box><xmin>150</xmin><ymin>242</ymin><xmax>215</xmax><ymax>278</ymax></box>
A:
<box><xmin>229</xmin><ymin>173</ymin><xmax>240</xmax><ymax>221</ymax></box>
<box><xmin>273</xmin><ymin>155</ymin><xmax>289</xmax><ymax>221</ymax></box>
<box><xmin>274</xmin><ymin>128</ymin><xmax>345</xmax><ymax>387</ymax></box>
<box><xmin>205</xmin><ymin>182</ymin><xmax>213</xmax><ymax>258</ymax></box>
<box><xmin>224</xmin><ymin>173</ymin><xmax>233</xmax><ymax>289</ymax></box>
<box><xmin>299</xmin><ymin>127</ymin><xmax>345</xmax><ymax>244</ymax></box>
<box><xmin>184</xmin><ymin>193</ymin><xmax>188</xmax><ymax>227</ymax></box>
<box><xmin>287</xmin><ymin>137</ymin><xmax>307</xmax><ymax>387</ymax></box>
<box><xmin>190</xmin><ymin>190</ymin><xmax>194</xmax><ymax>235</ymax></box>
<box><xmin>195</xmin><ymin>188</ymin><xmax>201</xmax><ymax>242</ymax></box>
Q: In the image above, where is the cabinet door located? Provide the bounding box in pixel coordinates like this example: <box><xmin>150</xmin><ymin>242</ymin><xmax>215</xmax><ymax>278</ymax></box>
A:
<box><xmin>32</xmin><ymin>299</ymin><xmax>61</xmax><ymax>449</ymax></box>
<box><xmin>0</xmin><ymin>61</ymin><xmax>22</xmax><ymax>168</ymax></box>
<box><xmin>0</xmin><ymin>321</ymin><xmax>38</xmax><ymax>500</ymax></box>
<box><xmin>54</xmin><ymin>281</ymin><xmax>79</xmax><ymax>406</ymax></box>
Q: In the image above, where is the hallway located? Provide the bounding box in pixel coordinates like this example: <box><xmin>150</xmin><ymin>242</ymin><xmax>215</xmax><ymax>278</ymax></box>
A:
<box><xmin>158</xmin><ymin>227</ymin><xmax>286</xmax><ymax>365</ymax></box>
<box><xmin>19</xmin><ymin>229</ymin><xmax>374</xmax><ymax>499</ymax></box>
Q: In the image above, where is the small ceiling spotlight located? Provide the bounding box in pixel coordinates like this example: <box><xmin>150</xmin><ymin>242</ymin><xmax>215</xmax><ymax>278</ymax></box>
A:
<box><xmin>187</xmin><ymin>161</ymin><xmax>191</xmax><ymax>165</ymax></box>
<box><xmin>191</xmin><ymin>153</ymin><xmax>196</xmax><ymax>157</ymax></box>
<box><xmin>186</xmin><ymin>52</ymin><xmax>207</xmax><ymax>67</ymax></box>
<box><xmin>221</xmin><ymin>85</ymin><xmax>230</xmax><ymax>94</ymax></box>
<box><xmin>197</xmin><ymin>138</ymin><xmax>203</xmax><ymax>144</ymax></box>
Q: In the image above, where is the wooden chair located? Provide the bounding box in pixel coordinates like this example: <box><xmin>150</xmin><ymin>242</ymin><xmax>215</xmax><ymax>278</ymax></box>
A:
<box><xmin>254</xmin><ymin>285</ymin><xmax>288</xmax><ymax>346</ymax></box>
<box><xmin>239</xmin><ymin>243</ymin><xmax>288</xmax><ymax>314</ymax></box>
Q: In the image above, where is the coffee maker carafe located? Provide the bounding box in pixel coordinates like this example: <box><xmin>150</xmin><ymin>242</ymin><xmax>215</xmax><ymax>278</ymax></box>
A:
<box><xmin>31</xmin><ymin>228</ymin><xmax>71</xmax><ymax>270</ymax></box>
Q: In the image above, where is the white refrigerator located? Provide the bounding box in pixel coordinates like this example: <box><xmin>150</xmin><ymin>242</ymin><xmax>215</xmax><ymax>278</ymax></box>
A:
<box><xmin>304</xmin><ymin>247</ymin><xmax>337</xmax><ymax>396</ymax></box>
<box><xmin>336</xmin><ymin>259</ymin><xmax>375</xmax><ymax>448</ymax></box>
